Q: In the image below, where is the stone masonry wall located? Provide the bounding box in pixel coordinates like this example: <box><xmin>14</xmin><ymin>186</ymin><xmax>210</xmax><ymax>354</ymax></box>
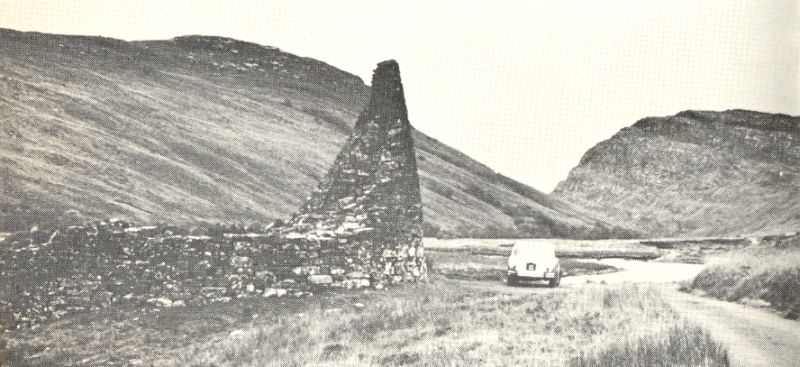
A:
<box><xmin>1</xmin><ymin>221</ymin><xmax>293</xmax><ymax>329</ymax></box>
<box><xmin>0</xmin><ymin>60</ymin><xmax>425</xmax><ymax>329</ymax></box>
<box><xmin>274</xmin><ymin>60</ymin><xmax>426</xmax><ymax>288</ymax></box>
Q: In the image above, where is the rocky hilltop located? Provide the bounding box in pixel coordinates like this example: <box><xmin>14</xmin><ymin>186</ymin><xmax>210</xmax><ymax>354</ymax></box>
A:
<box><xmin>0</xmin><ymin>28</ymin><xmax>633</xmax><ymax>239</ymax></box>
<box><xmin>553</xmin><ymin>110</ymin><xmax>800</xmax><ymax>237</ymax></box>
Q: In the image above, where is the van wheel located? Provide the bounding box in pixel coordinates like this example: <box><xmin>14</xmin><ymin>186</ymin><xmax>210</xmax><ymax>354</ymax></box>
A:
<box><xmin>507</xmin><ymin>275</ymin><xmax>518</xmax><ymax>286</ymax></box>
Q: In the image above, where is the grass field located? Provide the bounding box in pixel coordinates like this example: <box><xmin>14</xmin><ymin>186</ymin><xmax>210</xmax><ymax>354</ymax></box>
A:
<box><xmin>689</xmin><ymin>235</ymin><xmax>800</xmax><ymax>319</ymax></box>
<box><xmin>163</xmin><ymin>283</ymin><xmax>727</xmax><ymax>366</ymax></box>
<box><xmin>4</xmin><ymin>279</ymin><xmax>729</xmax><ymax>366</ymax></box>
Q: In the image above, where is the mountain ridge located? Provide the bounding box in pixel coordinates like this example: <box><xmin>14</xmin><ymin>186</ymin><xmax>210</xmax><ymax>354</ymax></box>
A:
<box><xmin>553</xmin><ymin>109</ymin><xmax>800</xmax><ymax>237</ymax></box>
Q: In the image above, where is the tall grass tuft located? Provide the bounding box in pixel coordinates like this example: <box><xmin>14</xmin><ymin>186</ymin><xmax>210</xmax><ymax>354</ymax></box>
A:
<box><xmin>570</xmin><ymin>323</ymin><xmax>729</xmax><ymax>367</ymax></box>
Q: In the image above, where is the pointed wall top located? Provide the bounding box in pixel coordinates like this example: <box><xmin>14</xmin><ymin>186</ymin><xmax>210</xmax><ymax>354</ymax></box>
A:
<box><xmin>368</xmin><ymin>60</ymin><xmax>407</xmax><ymax>122</ymax></box>
<box><xmin>372</xmin><ymin>59</ymin><xmax>400</xmax><ymax>82</ymax></box>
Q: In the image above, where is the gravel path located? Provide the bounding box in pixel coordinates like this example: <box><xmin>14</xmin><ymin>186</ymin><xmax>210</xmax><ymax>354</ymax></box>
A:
<box><xmin>668</xmin><ymin>290</ymin><xmax>800</xmax><ymax>367</ymax></box>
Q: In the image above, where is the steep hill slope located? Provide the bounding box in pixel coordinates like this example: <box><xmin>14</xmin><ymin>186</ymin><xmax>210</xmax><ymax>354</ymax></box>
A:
<box><xmin>0</xmin><ymin>29</ymin><xmax>633</xmax><ymax>238</ymax></box>
<box><xmin>553</xmin><ymin>110</ymin><xmax>800</xmax><ymax>237</ymax></box>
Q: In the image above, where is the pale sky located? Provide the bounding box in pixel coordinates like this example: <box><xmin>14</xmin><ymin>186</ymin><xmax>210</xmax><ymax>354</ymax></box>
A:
<box><xmin>1</xmin><ymin>0</ymin><xmax>797</xmax><ymax>192</ymax></box>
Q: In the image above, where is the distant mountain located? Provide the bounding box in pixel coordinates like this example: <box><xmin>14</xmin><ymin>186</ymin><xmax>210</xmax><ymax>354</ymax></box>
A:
<box><xmin>0</xmin><ymin>29</ymin><xmax>634</xmax><ymax>238</ymax></box>
<box><xmin>553</xmin><ymin>110</ymin><xmax>800</xmax><ymax>237</ymax></box>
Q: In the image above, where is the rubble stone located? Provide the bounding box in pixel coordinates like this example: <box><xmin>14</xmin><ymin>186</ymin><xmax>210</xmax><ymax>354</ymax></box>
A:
<box><xmin>307</xmin><ymin>275</ymin><xmax>333</xmax><ymax>285</ymax></box>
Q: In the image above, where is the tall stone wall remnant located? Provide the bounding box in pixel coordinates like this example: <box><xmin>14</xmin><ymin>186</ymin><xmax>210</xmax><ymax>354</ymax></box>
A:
<box><xmin>274</xmin><ymin>59</ymin><xmax>426</xmax><ymax>287</ymax></box>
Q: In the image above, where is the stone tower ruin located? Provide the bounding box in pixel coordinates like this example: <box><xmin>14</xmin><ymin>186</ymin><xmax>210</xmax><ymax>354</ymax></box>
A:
<box><xmin>274</xmin><ymin>60</ymin><xmax>426</xmax><ymax>287</ymax></box>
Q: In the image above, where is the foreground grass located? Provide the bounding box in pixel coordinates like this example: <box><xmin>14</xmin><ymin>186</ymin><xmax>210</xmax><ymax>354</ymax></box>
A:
<box><xmin>689</xmin><ymin>235</ymin><xmax>800</xmax><ymax>319</ymax></box>
<box><xmin>3</xmin><ymin>280</ymin><xmax>728</xmax><ymax>366</ymax></box>
<box><xmin>570</xmin><ymin>323</ymin><xmax>729</xmax><ymax>367</ymax></box>
<box><xmin>163</xmin><ymin>283</ymin><xmax>724</xmax><ymax>366</ymax></box>
<box><xmin>428</xmin><ymin>250</ymin><xmax>618</xmax><ymax>282</ymax></box>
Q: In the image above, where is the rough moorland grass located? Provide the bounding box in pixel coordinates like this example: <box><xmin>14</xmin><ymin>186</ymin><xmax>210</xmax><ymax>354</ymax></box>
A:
<box><xmin>570</xmin><ymin>323</ymin><xmax>729</xmax><ymax>367</ymax></box>
<box><xmin>690</xmin><ymin>238</ymin><xmax>800</xmax><ymax>319</ymax></box>
<box><xmin>2</xmin><ymin>290</ymin><xmax>397</xmax><ymax>366</ymax></box>
<box><xmin>156</xmin><ymin>283</ymin><xmax>725</xmax><ymax>366</ymax></box>
<box><xmin>3</xmin><ymin>280</ymin><xmax>727</xmax><ymax>366</ymax></box>
<box><xmin>428</xmin><ymin>250</ymin><xmax>618</xmax><ymax>281</ymax></box>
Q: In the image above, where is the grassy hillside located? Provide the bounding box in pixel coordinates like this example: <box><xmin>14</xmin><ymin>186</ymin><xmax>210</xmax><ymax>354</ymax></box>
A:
<box><xmin>0</xmin><ymin>28</ymin><xmax>633</xmax><ymax>238</ymax></box>
<box><xmin>553</xmin><ymin>110</ymin><xmax>800</xmax><ymax>237</ymax></box>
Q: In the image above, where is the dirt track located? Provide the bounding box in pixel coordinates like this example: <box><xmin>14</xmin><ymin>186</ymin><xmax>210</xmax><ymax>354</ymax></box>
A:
<box><xmin>670</xmin><ymin>290</ymin><xmax>800</xmax><ymax>367</ymax></box>
<box><xmin>452</xmin><ymin>259</ymin><xmax>800</xmax><ymax>367</ymax></box>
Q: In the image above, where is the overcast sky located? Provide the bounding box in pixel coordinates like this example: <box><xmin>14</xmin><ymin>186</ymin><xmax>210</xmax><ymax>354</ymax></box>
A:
<box><xmin>1</xmin><ymin>0</ymin><xmax>797</xmax><ymax>192</ymax></box>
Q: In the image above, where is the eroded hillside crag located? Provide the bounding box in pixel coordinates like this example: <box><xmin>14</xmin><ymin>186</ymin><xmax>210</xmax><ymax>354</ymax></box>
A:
<box><xmin>0</xmin><ymin>61</ymin><xmax>425</xmax><ymax>330</ymax></box>
<box><xmin>553</xmin><ymin>110</ymin><xmax>800</xmax><ymax>237</ymax></box>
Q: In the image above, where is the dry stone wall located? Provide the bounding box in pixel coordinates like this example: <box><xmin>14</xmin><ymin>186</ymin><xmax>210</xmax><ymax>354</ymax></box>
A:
<box><xmin>274</xmin><ymin>60</ymin><xmax>426</xmax><ymax>288</ymax></box>
<box><xmin>0</xmin><ymin>60</ymin><xmax>425</xmax><ymax>329</ymax></box>
<box><xmin>1</xmin><ymin>221</ymin><xmax>285</xmax><ymax>329</ymax></box>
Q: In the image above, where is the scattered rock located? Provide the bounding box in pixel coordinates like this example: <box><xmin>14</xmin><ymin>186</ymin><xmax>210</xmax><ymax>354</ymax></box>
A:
<box><xmin>210</xmin><ymin>297</ymin><xmax>232</xmax><ymax>304</ymax></box>
<box><xmin>307</xmin><ymin>275</ymin><xmax>333</xmax><ymax>285</ymax></box>
<box><xmin>262</xmin><ymin>288</ymin><xmax>288</xmax><ymax>298</ymax></box>
<box><xmin>147</xmin><ymin>298</ymin><xmax>173</xmax><ymax>308</ymax></box>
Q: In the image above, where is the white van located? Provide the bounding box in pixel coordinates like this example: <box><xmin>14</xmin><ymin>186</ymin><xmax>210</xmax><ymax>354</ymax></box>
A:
<box><xmin>507</xmin><ymin>241</ymin><xmax>562</xmax><ymax>287</ymax></box>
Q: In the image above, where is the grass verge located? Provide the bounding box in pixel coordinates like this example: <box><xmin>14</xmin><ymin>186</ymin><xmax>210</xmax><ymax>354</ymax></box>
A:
<box><xmin>688</xmin><ymin>235</ymin><xmax>800</xmax><ymax>319</ymax></box>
